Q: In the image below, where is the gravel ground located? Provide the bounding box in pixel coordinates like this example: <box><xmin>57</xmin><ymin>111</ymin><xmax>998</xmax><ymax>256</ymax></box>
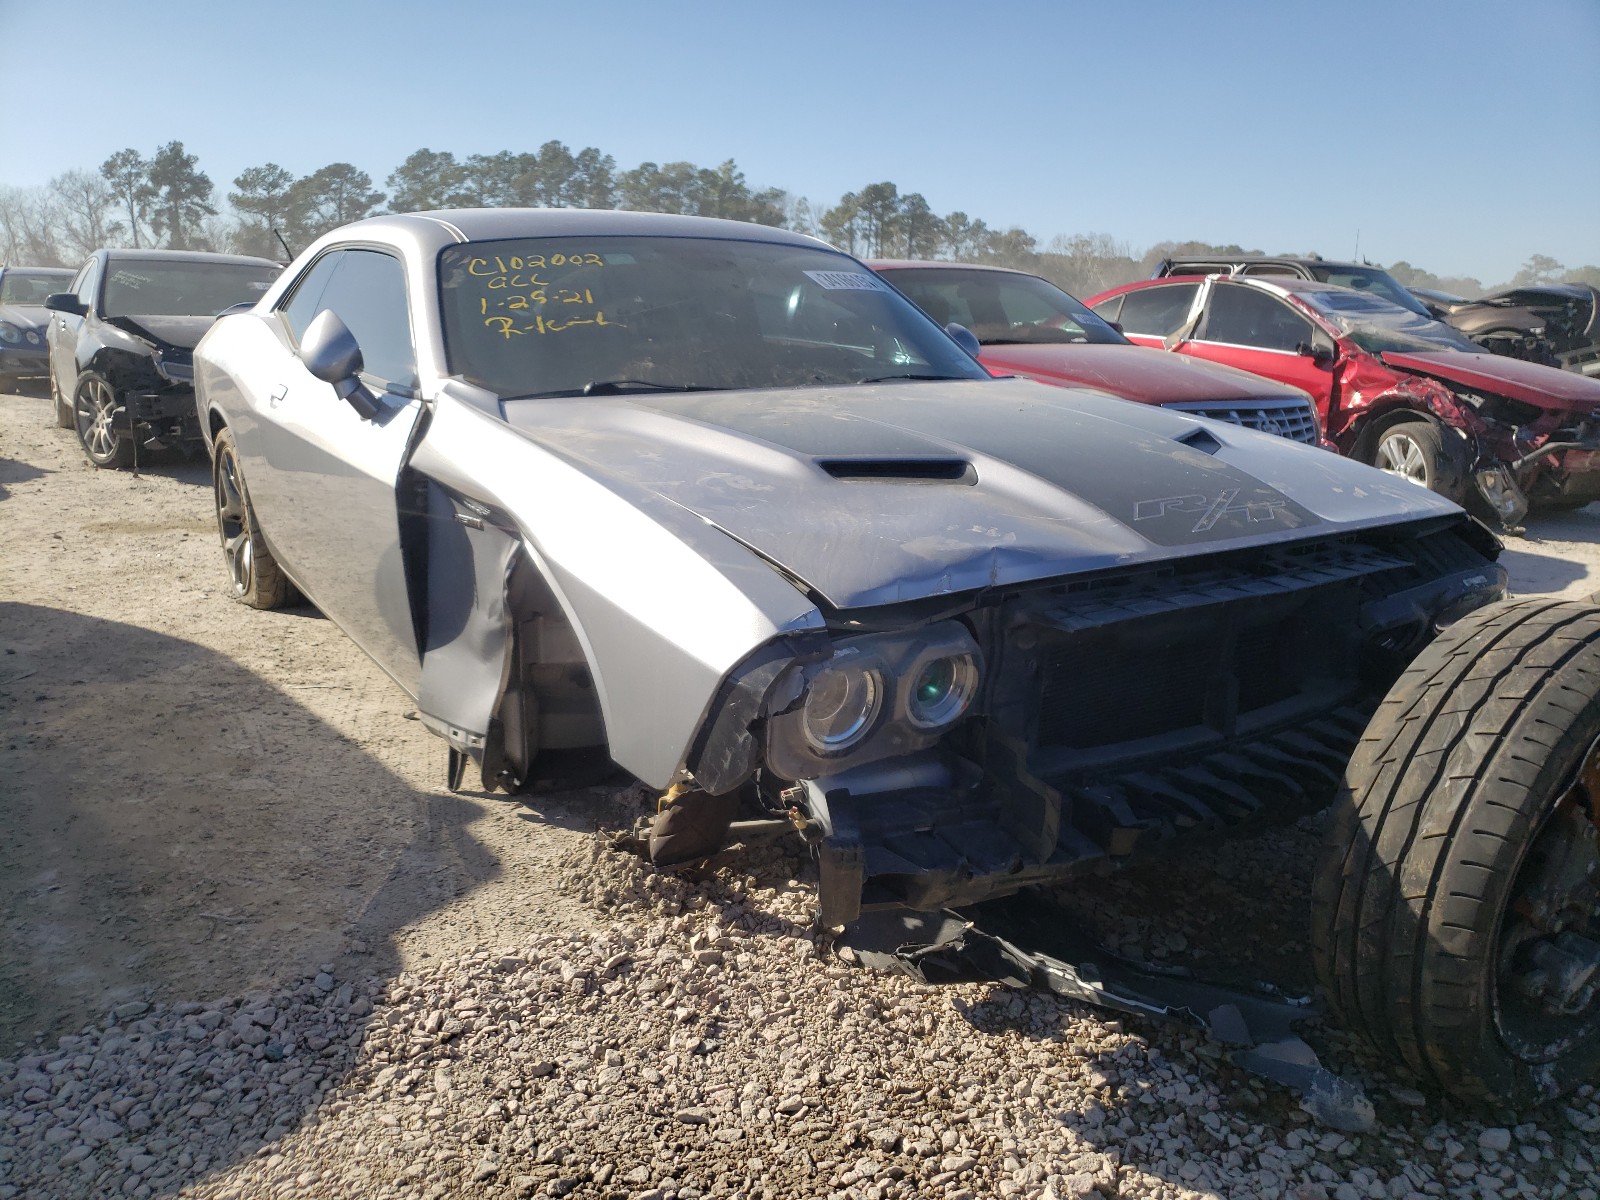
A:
<box><xmin>3</xmin><ymin>386</ymin><xmax>1600</xmax><ymax>1199</ymax></box>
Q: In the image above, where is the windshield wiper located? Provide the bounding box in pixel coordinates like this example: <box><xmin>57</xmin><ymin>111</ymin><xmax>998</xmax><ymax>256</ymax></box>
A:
<box><xmin>856</xmin><ymin>373</ymin><xmax>974</xmax><ymax>384</ymax></box>
<box><xmin>580</xmin><ymin>379</ymin><xmax>725</xmax><ymax>396</ymax></box>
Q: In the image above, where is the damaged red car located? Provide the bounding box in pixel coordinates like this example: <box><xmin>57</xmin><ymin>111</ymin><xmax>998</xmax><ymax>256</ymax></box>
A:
<box><xmin>1087</xmin><ymin>275</ymin><xmax>1600</xmax><ymax>526</ymax></box>
<box><xmin>869</xmin><ymin>260</ymin><xmax>1329</xmax><ymax>447</ymax></box>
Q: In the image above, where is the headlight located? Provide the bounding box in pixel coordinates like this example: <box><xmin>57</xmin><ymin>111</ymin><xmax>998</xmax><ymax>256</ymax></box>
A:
<box><xmin>764</xmin><ymin>620</ymin><xmax>983</xmax><ymax>780</ymax></box>
<box><xmin>906</xmin><ymin>654</ymin><xmax>979</xmax><ymax>730</ymax></box>
<box><xmin>801</xmin><ymin>658</ymin><xmax>883</xmax><ymax>753</ymax></box>
<box><xmin>0</xmin><ymin>322</ymin><xmax>19</xmax><ymax>344</ymax></box>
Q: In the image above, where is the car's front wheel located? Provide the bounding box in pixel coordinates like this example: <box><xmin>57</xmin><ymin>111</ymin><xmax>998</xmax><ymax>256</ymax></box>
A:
<box><xmin>1371</xmin><ymin>420</ymin><xmax>1445</xmax><ymax>491</ymax></box>
<box><xmin>213</xmin><ymin>426</ymin><xmax>290</xmax><ymax>609</ymax></box>
<box><xmin>73</xmin><ymin>373</ymin><xmax>133</xmax><ymax>468</ymax></box>
<box><xmin>1313</xmin><ymin>598</ymin><xmax>1600</xmax><ymax>1105</ymax></box>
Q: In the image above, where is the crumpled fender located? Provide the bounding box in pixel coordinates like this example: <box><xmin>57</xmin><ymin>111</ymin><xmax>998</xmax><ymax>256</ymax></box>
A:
<box><xmin>406</xmin><ymin>391</ymin><xmax>823</xmax><ymax>789</ymax></box>
<box><xmin>1334</xmin><ymin>358</ymin><xmax>1488</xmax><ymax>452</ymax></box>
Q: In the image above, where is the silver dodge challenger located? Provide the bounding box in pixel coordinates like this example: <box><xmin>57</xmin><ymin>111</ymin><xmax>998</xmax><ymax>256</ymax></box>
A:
<box><xmin>194</xmin><ymin>209</ymin><xmax>1600</xmax><ymax>1104</ymax></box>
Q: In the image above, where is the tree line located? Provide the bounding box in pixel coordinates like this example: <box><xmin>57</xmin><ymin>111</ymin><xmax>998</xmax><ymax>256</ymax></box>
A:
<box><xmin>2</xmin><ymin>139</ymin><xmax>1596</xmax><ymax>299</ymax></box>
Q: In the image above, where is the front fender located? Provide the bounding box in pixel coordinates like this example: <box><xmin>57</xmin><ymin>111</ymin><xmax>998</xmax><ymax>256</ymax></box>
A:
<box><xmin>407</xmin><ymin>394</ymin><xmax>823</xmax><ymax>788</ymax></box>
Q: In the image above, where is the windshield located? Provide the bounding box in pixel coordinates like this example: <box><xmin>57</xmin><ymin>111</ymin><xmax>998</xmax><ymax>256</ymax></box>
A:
<box><xmin>1304</xmin><ymin>265</ymin><xmax>1430</xmax><ymax>317</ymax></box>
<box><xmin>437</xmin><ymin>237</ymin><xmax>991</xmax><ymax>398</ymax></box>
<box><xmin>879</xmin><ymin>267</ymin><xmax>1128</xmax><ymax>346</ymax></box>
<box><xmin>1300</xmin><ymin>289</ymin><xmax>1486</xmax><ymax>355</ymax></box>
<box><xmin>102</xmin><ymin>260</ymin><xmax>280</xmax><ymax>319</ymax></box>
<box><xmin>0</xmin><ymin>271</ymin><xmax>72</xmax><ymax>305</ymax></box>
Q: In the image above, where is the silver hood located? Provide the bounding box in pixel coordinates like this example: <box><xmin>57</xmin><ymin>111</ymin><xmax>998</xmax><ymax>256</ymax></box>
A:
<box><xmin>499</xmin><ymin>378</ymin><xmax>1460</xmax><ymax>610</ymax></box>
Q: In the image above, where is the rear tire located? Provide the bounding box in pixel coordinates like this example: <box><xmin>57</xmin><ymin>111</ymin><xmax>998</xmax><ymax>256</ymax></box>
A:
<box><xmin>50</xmin><ymin>368</ymin><xmax>73</xmax><ymax>428</ymax></box>
<box><xmin>1313</xmin><ymin>598</ymin><xmax>1600</xmax><ymax>1105</ymax></box>
<box><xmin>212</xmin><ymin>426</ymin><xmax>290</xmax><ymax>610</ymax></box>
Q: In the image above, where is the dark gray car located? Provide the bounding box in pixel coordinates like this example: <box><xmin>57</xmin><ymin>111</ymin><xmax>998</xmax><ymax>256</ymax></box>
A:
<box><xmin>193</xmin><ymin>209</ymin><xmax>1600</xmax><ymax>1105</ymax></box>
<box><xmin>0</xmin><ymin>265</ymin><xmax>73</xmax><ymax>389</ymax></box>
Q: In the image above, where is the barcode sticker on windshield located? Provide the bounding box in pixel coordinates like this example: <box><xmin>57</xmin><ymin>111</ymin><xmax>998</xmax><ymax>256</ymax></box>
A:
<box><xmin>805</xmin><ymin>270</ymin><xmax>888</xmax><ymax>292</ymax></box>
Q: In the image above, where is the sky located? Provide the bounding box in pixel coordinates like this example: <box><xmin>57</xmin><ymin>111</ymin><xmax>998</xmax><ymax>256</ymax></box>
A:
<box><xmin>2</xmin><ymin>0</ymin><xmax>1597</xmax><ymax>286</ymax></box>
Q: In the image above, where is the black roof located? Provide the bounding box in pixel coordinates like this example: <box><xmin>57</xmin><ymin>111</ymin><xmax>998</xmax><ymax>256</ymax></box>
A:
<box><xmin>1162</xmin><ymin>254</ymin><xmax>1378</xmax><ymax>274</ymax></box>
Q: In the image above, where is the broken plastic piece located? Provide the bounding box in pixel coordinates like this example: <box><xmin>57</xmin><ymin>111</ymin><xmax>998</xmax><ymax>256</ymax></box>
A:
<box><xmin>838</xmin><ymin>896</ymin><xmax>1373</xmax><ymax>1127</ymax></box>
<box><xmin>1474</xmin><ymin>465</ymin><xmax>1529</xmax><ymax>529</ymax></box>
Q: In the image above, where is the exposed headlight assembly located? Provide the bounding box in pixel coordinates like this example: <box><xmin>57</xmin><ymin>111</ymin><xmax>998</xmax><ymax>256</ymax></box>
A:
<box><xmin>765</xmin><ymin>620</ymin><xmax>982</xmax><ymax>780</ymax></box>
<box><xmin>0</xmin><ymin>322</ymin><xmax>19</xmax><ymax>344</ymax></box>
<box><xmin>801</xmin><ymin>656</ymin><xmax>884</xmax><ymax>754</ymax></box>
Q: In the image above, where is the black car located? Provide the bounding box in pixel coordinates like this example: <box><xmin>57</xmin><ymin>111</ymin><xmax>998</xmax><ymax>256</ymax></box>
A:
<box><xmin>45</xmin><ymin>249</ymin><xmax>280</xmax><ymax>467</ymax></box>
<box><xmin>1411</xmin><ymin>283</ymin><xmax>1600</xmax><ymax>376</ymax></box>
<box><xmin>1153</xmin><ymin>254</ymin><xmax>1432</xmax><ymax>317</ymax></box>
<box><xmin>0</xmin><ymin>265</ymin><xmax>74</xmax><ymax>391</ymax></box>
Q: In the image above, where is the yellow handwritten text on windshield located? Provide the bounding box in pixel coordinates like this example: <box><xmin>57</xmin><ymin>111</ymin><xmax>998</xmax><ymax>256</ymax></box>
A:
<box><xmin>484</xmin><ymin>311</ymin><xmax>620</xmax><ymax>338</ymax></box>
<box><xmin>461</xmin><ymin>251</ymin><xmax>614</xmax><ymax>337</ymax></box>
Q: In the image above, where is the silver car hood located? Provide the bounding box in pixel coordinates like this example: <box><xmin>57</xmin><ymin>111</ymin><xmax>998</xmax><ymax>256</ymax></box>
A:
<box><xmin>499</xmin><ymin>378</ymin><xmax>1460</xmax><ymax>610</ymax></box>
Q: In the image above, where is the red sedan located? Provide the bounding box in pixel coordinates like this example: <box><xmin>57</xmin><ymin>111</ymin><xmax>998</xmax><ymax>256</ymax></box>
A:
<box><xmin>870</xmin><ymin>261</ymin><xmax>1329</xmax><ymax>447</ymax></box>
<box><xmin>1086</xmin><ymin>274</ymin><xmax>1600</xmax><ymax>525</ymax></box>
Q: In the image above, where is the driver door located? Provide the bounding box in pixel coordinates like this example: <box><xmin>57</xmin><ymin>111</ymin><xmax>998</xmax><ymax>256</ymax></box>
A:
<box><xmin>1176</xmin><ymin>281</ymin><xmax>1335</xmax><ymax>423</ymax></box>
<box><xmin>240</xmin><ymin>247</ymin><xmax>426</xmax><ymax>694</ymax></box>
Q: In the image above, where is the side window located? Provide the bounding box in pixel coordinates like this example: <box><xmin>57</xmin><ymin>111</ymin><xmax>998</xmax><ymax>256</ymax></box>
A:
<box><xmin>314</xmin><ymin>251</ymin><xmax>415</xmax><ymax>387</ymax></box>
<box><xmin>1115</xmin><ymin>284</ymin><xmax>1199</xmax><ymax>336</ymax></box>
<box><xmin>1201</xmin><ymin>284</ymin><xmax>1313</xmax><ymax>352</ymax></box>
<box><xmin>1089</xmin><ymin>294</ymin><xmax>1123</xmax><ymax>324</ymax></box>
<box><xmin>1239</xmin><ymin>264</ymin><xmax>1299</xmax><ymax>278</ymax></box>
<box><xmin>279</xmin><ymin>252</ymin><xmax>345</xmax><ymax>342</ymax></box>
<box><xmin>279</xmin><ymin>250</ymin><xmax>416</xmax><ymax>388</ymax></box>
<box><xmin>75</xmin><ymin>259</ymin><xmax>102</xmax><ymax>308</ymax></box>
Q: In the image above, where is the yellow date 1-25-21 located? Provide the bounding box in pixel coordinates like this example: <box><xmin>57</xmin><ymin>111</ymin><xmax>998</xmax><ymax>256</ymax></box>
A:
<box><xmin>479</xmin><ymin>289</ymin><xmax>593</xmax><ymax>313</ymax></box>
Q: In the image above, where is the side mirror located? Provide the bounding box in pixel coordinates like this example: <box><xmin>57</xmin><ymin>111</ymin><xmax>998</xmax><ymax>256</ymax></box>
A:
<box><xmin>300</xmin><ymin>309</ymin><xmax>378</xmax><ymax>419</ymax></box>
<box><xmin>1108</xmin><ymin>321</ymin><xmax>1124</xmax><ymax>334</ymax></box>
<box><xmin>944</xmin><ymin>322</ymin><xmax>982</xmax><ymax>358</ymax></box>
<box><xmin>1295</xmin><ymin>340</ymin><xmax>1336</xmax><ymax>368</ymax></box>
<box><xmin>44</xmin><ymin>293</ymin><xmax>86</xmax><ymax>316</ymax></box>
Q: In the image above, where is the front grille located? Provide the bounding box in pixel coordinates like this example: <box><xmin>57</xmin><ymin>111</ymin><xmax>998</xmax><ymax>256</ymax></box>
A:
<box><xmin>993</xmin><ymin>530</ymin><xmax>1473</xmax><ymax>775</ymax></box>
<box><xmin>1036</xmin><ymin>612</ymin><xmax>1304</xmax><ymax>751</ymax></box>
<box><xmin>1039</xmin><ymin>637</ymin><xmax>1210</xmax><ymax>747</ymax></box>
<box><xmin>1164</xmin><ymin>396</ymin><xmax>1320</xmax><ymax>444</ymax></box>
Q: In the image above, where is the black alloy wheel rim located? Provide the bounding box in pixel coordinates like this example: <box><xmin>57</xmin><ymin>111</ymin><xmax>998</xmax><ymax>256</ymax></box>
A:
<box><xmin>1493</xmin><ymin>735</ymin><xmax>1600</xmax><ymax>1060</ymax></box>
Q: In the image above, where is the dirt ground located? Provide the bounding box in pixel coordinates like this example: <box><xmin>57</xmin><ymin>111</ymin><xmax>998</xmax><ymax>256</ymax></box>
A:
<box><xmin>5</xmin><ymin>383</ymin><xmax>1600</xmax><ymax>1055</ymax></box>
<box><xmin>0</xmin><ymin>387</ymin><xmax>638</xmax><ymax>1055</ymax></box>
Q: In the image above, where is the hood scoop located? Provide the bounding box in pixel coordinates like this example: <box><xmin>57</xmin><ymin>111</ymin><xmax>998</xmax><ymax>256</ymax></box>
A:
<box><xmin>1176</xmin><ymin>425</ymin><xmax>1223</xmax><ymax>455</ymax></box>
<box><xmin>816</xmin><ymin>456</ymin><xmax>976</xmax><ymax>483</ymax></box>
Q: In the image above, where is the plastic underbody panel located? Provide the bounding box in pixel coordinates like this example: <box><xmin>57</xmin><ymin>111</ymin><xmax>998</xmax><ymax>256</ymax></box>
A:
<box><xmin>798</xmin><ymin>520</ymin><xmax>1501</xmax><ymax>927</ymax></box>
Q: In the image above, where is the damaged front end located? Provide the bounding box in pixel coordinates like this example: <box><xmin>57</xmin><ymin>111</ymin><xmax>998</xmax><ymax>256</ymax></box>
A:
<box><xmin>97</xmin><ymin>316</ymin><xmax>205</xmax><ymax>452</ymax></box>
<box><xmin>1448</xmin><ymin>386</ymin><xmax>1600</xmax><ymax>521</ymax></box>
<box><xmin>1351</xmin><ymin>367</ymin><xmax>1600</xmax><ymax>528</ymax></box>
<box><xmin>672</xmin><ymin>516</ymin><xmax>1505</xmax><ymax>930</ymax></box>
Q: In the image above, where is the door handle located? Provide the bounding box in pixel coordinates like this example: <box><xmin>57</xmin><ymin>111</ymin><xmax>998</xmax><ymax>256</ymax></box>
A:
<box><xmin>269</xmin><ymin>384</ymin><xmax>287</xmax><ymax>408</ymax></box>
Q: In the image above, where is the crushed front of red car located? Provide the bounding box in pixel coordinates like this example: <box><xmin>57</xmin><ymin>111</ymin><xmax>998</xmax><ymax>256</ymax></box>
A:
<box><xmin>1371</xmin><ymin>349</ymin><xmax>1600</xmax><ymax>518</ymax></box>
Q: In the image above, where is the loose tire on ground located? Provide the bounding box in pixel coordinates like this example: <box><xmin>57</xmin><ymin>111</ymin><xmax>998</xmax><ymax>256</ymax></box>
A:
<box><xmin>212</xmin><ymin>426</ymin><xmax>291</xmax><ymax>610</ymax></box>
<box><xmin>1313</xmin><ymin>597</ymin><xmax>1600</xmax><ymax>1105</ymax></box>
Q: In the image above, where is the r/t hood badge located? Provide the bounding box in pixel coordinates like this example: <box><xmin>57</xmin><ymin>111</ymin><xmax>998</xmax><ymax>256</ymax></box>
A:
<box><xmin>1136</xmin><ymin>489</ymin><xmax>1290</xmax><ymax>533</ymax></box>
